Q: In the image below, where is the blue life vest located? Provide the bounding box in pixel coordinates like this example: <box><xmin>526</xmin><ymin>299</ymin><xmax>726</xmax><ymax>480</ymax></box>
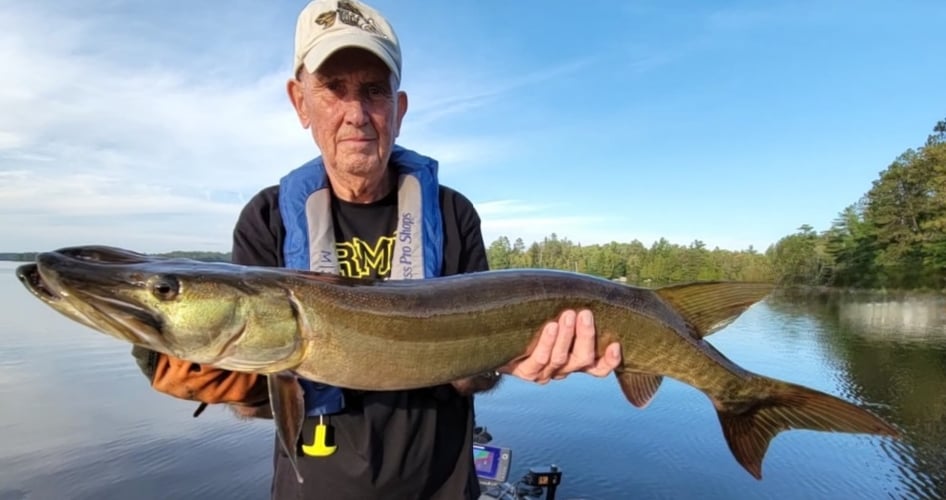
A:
<box><xmin>278</xmin><ymin>144</ymin><xmax>444</xmax><ymax>415</ymax></box>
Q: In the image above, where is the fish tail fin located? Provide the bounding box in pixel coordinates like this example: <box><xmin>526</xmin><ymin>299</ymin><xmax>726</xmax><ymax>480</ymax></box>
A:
<box><xmin>715</xmin><ymin>378</ymin><xmax>899</xmax><ymax>480</ymax></box>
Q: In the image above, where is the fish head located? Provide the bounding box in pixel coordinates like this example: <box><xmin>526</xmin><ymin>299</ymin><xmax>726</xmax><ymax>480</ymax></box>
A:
<box><xmin>17</xmin><ymin>262</ymin><xmax>107</xmax><ymax>333</ymax></box>
<box><xmin>22</xmin><ymin>248</ymin><xmax>304</xmax><ymax>373</ymax></box>
<box><xmin>15</xmin><ymin>245</ymin><xmax>161</xmax><ymax>328</ymax></box>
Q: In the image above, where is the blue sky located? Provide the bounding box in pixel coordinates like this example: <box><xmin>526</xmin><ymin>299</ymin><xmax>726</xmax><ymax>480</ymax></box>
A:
<box><xmin>1</xmin><ymin>0</ymin><xmax>944</xmax><ymax>253</ymax></box>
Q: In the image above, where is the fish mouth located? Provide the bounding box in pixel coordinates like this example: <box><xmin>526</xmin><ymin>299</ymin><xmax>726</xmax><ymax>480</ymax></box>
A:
<box><xmin>17</xmin><ymin>263</ymin><xmax>61</xmax><ymax>305</ymax></box>
<box><xmin>23</xmin><ymin>250</ymin><xmax>166</xmax><ymax>346</ymax></box>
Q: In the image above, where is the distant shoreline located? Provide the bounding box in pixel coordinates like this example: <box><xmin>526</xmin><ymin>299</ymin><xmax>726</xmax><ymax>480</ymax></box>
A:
<box><xmin>0</xmin><ymin>251</ymin><xmax>232</xmax><ymax>263</ymax></box>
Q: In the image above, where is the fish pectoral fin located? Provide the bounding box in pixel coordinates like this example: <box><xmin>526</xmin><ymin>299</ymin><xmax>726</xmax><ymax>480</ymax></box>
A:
<box><xmin>715</xmin><ymin>378</ymin><xmax>900</xmax><ymax>480</ymax></box>
<box><xmin>616</xmin><ymin>370</ymin><xmax>663</xmax><ymax>408</ymax></box>
<box><xmin>654</xmin><ymin>282</ymin><xmax>775</xmax><ymax>338</ymax></box>
<box><xmin>269</xmin><ymin>372</ymin><xmax>306</xmax><ymax>484</ymax></box>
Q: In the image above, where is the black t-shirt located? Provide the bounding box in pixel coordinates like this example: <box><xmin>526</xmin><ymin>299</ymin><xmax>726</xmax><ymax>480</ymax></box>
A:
<box><xmin>331</xmin><ymin>188</ymin><xmax>397</xmax><ymax>279</ymax></box>
<box><xmin>231</xmin><ymin>183</ymin><xmax>489</xmax><ymax>500</ymax></box>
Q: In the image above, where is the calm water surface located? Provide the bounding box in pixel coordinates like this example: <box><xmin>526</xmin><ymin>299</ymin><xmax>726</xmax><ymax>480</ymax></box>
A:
<box><xmin>1</xmin><ymin>261</ymin><xmax>944</xmax><ymax>499</ymax></box>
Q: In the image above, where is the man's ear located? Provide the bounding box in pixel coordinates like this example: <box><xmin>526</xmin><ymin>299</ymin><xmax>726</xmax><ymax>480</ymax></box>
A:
<box><xmin>394</xmin><ymin>90</ymin><xmax>408</xmax><ymax>138</ymax></box>
<box><xmin>287</xmin><ymin>77</ymin><xmax>310</xmax><ymax>129</ymax></box>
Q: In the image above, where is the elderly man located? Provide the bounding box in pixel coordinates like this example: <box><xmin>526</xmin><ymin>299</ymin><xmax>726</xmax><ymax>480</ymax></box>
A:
<box><xmin>134</xmin><ymin>0</ymin><xmax>621</xmax><ymax>498</ymax></box>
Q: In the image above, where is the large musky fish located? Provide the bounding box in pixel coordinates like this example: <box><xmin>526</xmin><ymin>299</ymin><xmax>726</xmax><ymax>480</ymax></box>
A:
<box><xmin>16</xmin><ymin>245</ymin><xmax>899</xmax><ymax>483</ymax></box>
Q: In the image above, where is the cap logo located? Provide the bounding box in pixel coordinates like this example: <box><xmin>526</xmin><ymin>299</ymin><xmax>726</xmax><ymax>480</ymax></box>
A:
<box><xmin>315</xmin><ymin>0</ymin><xmax>387</xmax><ymax>39</ymax></box>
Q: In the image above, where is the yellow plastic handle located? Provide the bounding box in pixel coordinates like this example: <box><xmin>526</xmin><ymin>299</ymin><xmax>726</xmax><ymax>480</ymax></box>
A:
<box><xmin>302</xmin><ymin>423</ymin><xmax>337</xmax><ymax>457</ymax></box>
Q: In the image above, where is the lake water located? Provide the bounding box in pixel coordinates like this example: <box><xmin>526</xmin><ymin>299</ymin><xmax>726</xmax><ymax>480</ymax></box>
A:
<box><xmin>0</xmin><ymin>260</ymin><xmax>944</xmax><ymax>499</ymax></box>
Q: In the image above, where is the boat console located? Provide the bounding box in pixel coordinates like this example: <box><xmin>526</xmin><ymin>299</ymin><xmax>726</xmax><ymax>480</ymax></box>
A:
<box><xmin>473</xmin><ymin>427</ymin><xmax>563</xmax><ymax>500</ymax></box>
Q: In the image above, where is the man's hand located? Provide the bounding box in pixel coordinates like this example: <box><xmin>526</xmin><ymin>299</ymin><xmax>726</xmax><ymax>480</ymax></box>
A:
<box><xmin>499</xmin><ymin>309</ymin><xmax>621</xmax><ymax>384</ymax></box>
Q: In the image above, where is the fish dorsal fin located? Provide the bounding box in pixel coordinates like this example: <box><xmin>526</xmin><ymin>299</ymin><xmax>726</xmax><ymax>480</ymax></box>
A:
<box><xmin>654</xmin><ymin>282</ymin><xmax>775</xmax><ymax>338</ymax></box>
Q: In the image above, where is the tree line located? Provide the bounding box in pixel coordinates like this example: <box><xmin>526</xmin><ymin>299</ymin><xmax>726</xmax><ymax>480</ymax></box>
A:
<box><xmin>767</xmin><ymin>117</ymin><xmax>946</xmax><ymax>290</ymax></box>
<box><xmin>488</xmin><ymin>117</ymin><xmax>946</xmax><ymax>291</ymax></box>
<box><xmin>486</xmin><ymin>234</ymin><xmax>773</xmax><ymax>286</ymax></box>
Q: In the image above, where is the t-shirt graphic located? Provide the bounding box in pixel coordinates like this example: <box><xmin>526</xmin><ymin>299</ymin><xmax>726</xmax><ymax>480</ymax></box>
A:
<box><xmin>335</xmin><ymin>233</ymin><xmax>396</xmax><ymax>279</ymax></box>
<box><xmin>330</xmin><ymin>188</ymin><xmax>399</xmax><ymax>280</ymax></box>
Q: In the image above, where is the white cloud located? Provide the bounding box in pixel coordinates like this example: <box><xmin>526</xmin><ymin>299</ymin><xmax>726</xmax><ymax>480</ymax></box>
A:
<box><xmin>0</xmin><ymin>2</ymin><xmax>776</xmax><ymax>254</ymax></box>
<box><xmin>475</xmin><ymin>199</ymin><xmax>606</xmax><ymax>246</ymax></box>
<box><xmin>0</xmin><ymin>170</ymin><xmax>238</xmax><ymax>217</ymax></box>
<box><xmin>472</xmin><ymin>199</ymin><xmax>766</xmax><ymax>251</ymax></box>
<box><xmin>0</xmin><ymin>131</ymin><xmax>25</xmax><ymax>150</ymax></box>
<box><xmin>0</xmin><ymin>2</ymin><xmax>307</xmax><ymax>211</ymax></box>
<box><xmin>0</xmin><ymin>2</ymin><xmax>519</xmax><ymax>252</ymax></box>
<box><xmin>404</xmin><ymin>58</ymin><xmax>596</xmax><ymax>127</ymax></box>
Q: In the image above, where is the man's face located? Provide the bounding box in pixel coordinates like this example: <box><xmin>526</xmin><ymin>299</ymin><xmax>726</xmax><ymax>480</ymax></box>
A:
<box><xmin>288</xmin><ymin>48</ymin><xmax>408</xmax><ymax>179</ymax></box>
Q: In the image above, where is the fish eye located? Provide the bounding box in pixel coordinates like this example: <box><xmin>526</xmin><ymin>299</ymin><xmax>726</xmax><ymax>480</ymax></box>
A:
<box><xmin>150</xmin><ymin>275</ymin><xmax>180</xmax><ymax>301</ymax></box>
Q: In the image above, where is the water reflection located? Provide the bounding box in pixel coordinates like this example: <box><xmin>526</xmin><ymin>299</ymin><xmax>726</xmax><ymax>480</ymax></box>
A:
<box><xmin>838</xmin><ymin>294</ymin><xmax>946</xmax><ymax>343</ymax></box>
<box><xmin>768</xmin><ymin>290</ymin><xmax>946</xmax><ymax>499</ymax></box>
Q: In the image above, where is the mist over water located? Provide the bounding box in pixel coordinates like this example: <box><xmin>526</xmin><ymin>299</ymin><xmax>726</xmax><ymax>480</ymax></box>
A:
<box><xmin>1</xmin><ymin>261</ymin><xmax>944</xmax><ymax>499</ymax></box>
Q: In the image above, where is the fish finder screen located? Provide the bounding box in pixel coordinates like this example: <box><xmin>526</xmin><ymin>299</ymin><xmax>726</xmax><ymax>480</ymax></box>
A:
<box><xmin>473</xmin><ymin>444</ymin><xmax>510</xmax><ymax>482</ymax></box>
<box><xmin>473</xmin><ymin>445</ymin><xmax>500</xmax><ymax>478</ymax></box>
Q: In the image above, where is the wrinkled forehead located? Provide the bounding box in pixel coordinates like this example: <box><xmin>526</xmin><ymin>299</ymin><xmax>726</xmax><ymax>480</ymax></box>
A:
<box><xmin>311</xmin><ymin>47</ymin><xmax>395</xmax><ymax>85</ymax></box>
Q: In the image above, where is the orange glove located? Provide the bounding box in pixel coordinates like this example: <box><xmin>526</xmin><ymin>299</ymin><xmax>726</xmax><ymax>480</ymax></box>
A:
<box><xmin>148</xmin><ymin>352</ymin><xmax>269</xmax><ymax>406</ymax></box>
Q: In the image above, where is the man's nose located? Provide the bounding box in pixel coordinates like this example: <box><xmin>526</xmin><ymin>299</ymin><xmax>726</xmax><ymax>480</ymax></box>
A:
<box><xmin>341</xmin><ymin>97</ymin><xmax>370</xmax><ymax>126</ymax></box>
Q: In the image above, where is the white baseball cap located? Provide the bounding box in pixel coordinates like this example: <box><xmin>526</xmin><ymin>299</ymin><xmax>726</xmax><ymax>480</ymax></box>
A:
<box><xmin>293</xmin><ymin>0</ymin><xmax>402</xmax><ymax>84</ymax></box>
